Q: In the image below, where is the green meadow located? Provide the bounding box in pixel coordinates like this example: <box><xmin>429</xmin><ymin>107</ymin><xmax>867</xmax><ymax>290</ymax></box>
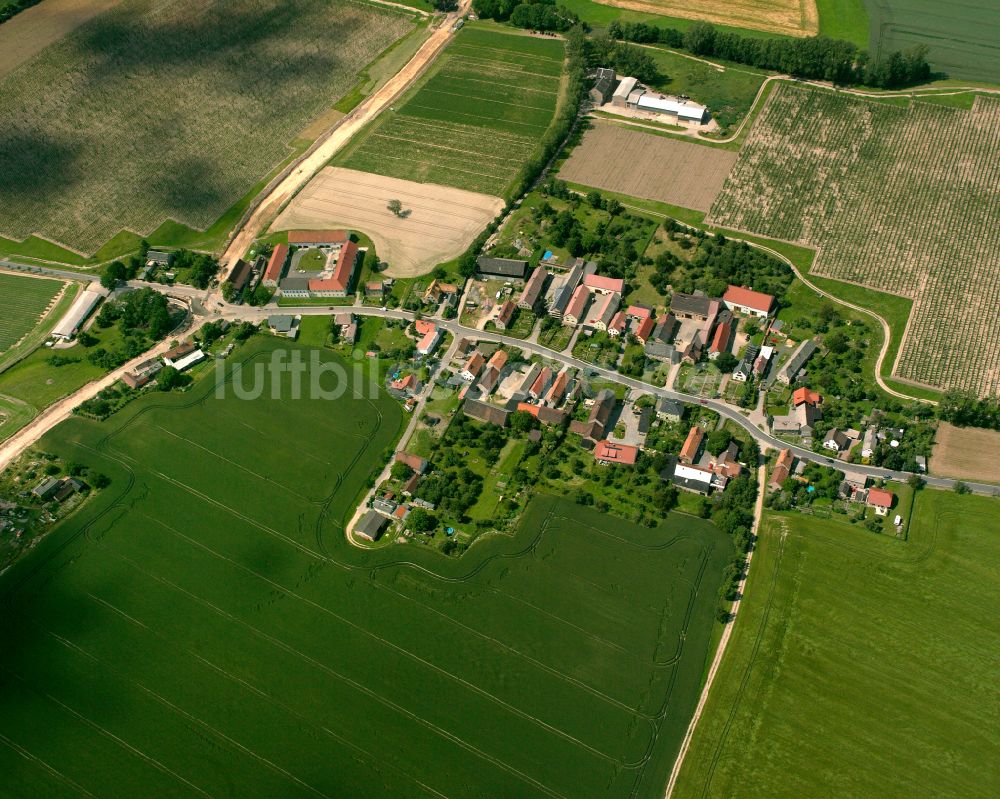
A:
<box><xmin>0</xmin><ymin>337</ymin><xmax>731</xmax><ymax>798</ymax></box>
<box><xmin>676</xmin><ymin>489</ymin><xmax>1000</xmax><ymax>797</ymax></box>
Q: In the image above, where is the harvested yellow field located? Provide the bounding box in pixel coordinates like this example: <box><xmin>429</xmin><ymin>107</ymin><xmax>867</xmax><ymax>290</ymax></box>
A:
<box><xmin>559</xmin><ymin>122</ymin><xmax>738</xmax><ymax>212</ymax></box>
<box><xmin>0</xmin><ymin>0</ymin><xmax>122</xmax><ymax>81</ymax></box>
<box><xmin>271</xmin><ymin>168</ymin><xmax>504</xmax><ymax>277</ymax></box>
<box><xmin>931</xmin><ymin>423</ymin><xmax>1000</xmax><ymax>483</ymax></box>
<box><xmin>592</xmin><ymin>0</ymin><xmax>818</xmax><ymax>36</ymax></box>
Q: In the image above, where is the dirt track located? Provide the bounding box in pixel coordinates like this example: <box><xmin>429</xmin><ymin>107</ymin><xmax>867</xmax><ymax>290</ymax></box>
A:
<box><xmin>220</xmin><ymin>1</ymin><xmax>470</xmax><ymax>276</ymax></box>
<box><xmin>271</xmin><ymin>168</ymin><xmax>503</xmax><ymax>277</ymax></box>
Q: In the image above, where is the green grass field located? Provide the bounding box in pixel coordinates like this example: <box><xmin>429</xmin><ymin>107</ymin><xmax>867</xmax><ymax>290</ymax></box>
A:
<box><xmin>675</xmin><ymin>489</ymin><xmax>1000</xmax><ymax>797</ymax></box>
<box><xmin>816</xmin><ymin>0</ymin><xmax>870</xmax><ymax>47</ymax></box>
<box><xmin>337</xmin><ymin>25</ymin><xmax>565</xmax><ymax>197</ymax></box>
<box><xmin>864</xmin><ymin>0</ymin><xmax>1000</xmax><ymax>83</ymax></box>
<box><xmin>708</xmin><ymin>83</ymin><xmax>1000</xmax><ymax>395</ymax></box>
<box><xmin>0</xmin><ymin>0</ymin><xmax>415</xmax><ymax>255</ymax></box>
<box><xmin>0</xmin><ymin>337</ymin><xmax>732</xmax><ymax>798</ymax></box>
<box><xmin>0</xmin><ymin>273</ymin><xmax>64</xmax><ymax>353</ymax></box>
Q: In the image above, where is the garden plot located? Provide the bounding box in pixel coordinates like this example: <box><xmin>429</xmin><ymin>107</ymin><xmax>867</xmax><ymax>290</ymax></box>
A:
<box><xmin>0</xmin><ymin>0</ymin><xmax>415</xmax><ymax>254</ymax></box>
<box><xmin>337</xmin><ymin>25</ymin><xmax>565</xmax><ymax>198</ymax></box>
<box><xmin>560</xmin><ymin>122</ymin><xmax>738</xmax><ymax>212</ymax></box>
<box><xmin>272</xmin><ymin>167</ymin><xmax>503</xmax><ymax>277</ymax></box>
<box><xmin>708</xmin><ymin>84</ymin><xmax>1000</xmax><ymax>395</ymax></box>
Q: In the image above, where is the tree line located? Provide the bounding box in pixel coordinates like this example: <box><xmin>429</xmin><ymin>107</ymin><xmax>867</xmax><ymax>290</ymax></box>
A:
<box><xmin>607</xmin><ymin>20</ymin><xmax>932</xmax><ymax>89</ymax></box>
<box><xmin>472</xmin><ymin>0</ymin><xmax>579</xmax><ymax>33</ymax></box>
<box><xmin>939</xmin><ymin>391</ymin><xmax>1000</xmax><ymax>431</ymax></box>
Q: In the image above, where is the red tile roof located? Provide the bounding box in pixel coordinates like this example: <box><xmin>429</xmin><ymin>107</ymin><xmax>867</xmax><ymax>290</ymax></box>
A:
<box><xmin>792</xmin><ymin>387</ymin><xmax>822</xmax><ymax>406</ymax></box>
<box><xmin>414</xmin><ymin>319</ymin><xmax>436</xmax><ymax>336</ymax></box>
<box><xmin>264</xmin><ymin>244</ymin><xmax>288</xmax><ymax>283</ymax></box>
<box><xmin>288</xmin><ymin>229</ymin><xmax>348</xmax><ymax>245</ymax></box>
<box><xmin>867</xmin><ymin>488</ymin><xmax>894</xmax><ymax>508</ymax></box>
<box><xmin>487</xmin><ymin>350</ymin><xmax>508</xmax><ymax>371</ymax></box>
<box><xmin>594</xmin><ymin>440</ymin><xmax>638</xmax><ymax>465</ymax></box>
<box><xmin>710</xmin><ymin>319</ymin><xmax>732</xmax><ymax>354</ymax></box>
<box><xmin>584</xmin><ymin>274</ymin><xmax>625</xmax><ymax>294</ymax></box>
<box><xmin>724</xmin><ymin>285</ymin><xmax>774</xmax><ymax>315</ymax></box>
<box><xmin>565</xmin><ymin>284</ymin><xmax>590</xmax><ymax>320</ymax></box>
<box><xmin>308</xmin><ymin>240</ymin><xmax>358</xmax><ymax>292</ymax></box>
<box><xmin>463</xmin><ymin>351</ymin><xmax>485</xmax><ymax>378</ymax></box>
<box><xmin>680</xmin><ymin>426</ymin><xmax>704</xmax><ymax>464</ymax></box>
<box><xmin>626</xmin><ymin>304</ymin><xmax>652</xmax><ymax>320</ymax></box>
<box><xmin>608</xmin><ymin>311</ymin><xmax>627</xmax><ymax>334</ymax></box>
<box><xmin>544</xmin><ymin>369</ymin><xmax>568</xmax><ymax>404</ymax></box>
<box><xmin>635</xmin><ymin>316</ymin><xmax>656</xmax><ymax>343</ymax></box>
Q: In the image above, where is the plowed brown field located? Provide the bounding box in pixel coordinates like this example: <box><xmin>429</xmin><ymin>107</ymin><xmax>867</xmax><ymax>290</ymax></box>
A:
<box><xmin>559</xmin><ymin>122</ymin><xmax>738</xmax><ymax>212</ymax></box>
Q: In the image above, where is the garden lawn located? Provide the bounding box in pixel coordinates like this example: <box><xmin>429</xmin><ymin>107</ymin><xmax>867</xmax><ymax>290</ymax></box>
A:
<box><xmin>0</xmin><ymin>338</ymin><xmax>733</xmax><ymax>798</ymax></box>
<box><xmin>675</xmin><ymin>489</ymin><xmax>1000</xmax><ymax>797</ymax></box>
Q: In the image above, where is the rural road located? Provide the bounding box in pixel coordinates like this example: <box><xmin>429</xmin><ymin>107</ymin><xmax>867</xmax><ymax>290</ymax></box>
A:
<box><xmin>218</xmin><ymin>0</ymin><xmax>471</xmax><ymax>274</ymax></box>
<box><xmin>0</xmin><ymin>279</ymin><xmax>994</xmax><ymax>494</ymax></box>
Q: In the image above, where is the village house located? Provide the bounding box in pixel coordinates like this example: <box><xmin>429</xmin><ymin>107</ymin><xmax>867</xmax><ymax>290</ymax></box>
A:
<box><xmin>121</xmin><ymin>357</ymin><xmax>164</xmax><ymax>389</ymax></box>
<box><xmin>547</xmin><ymin>259</ymin><xmax>588</xmax><ymax>318</ymax></box>
<box><xmin>583</xmin><ymin>274</ymin><xmax>625</xmax><ymax>295</ymax></box>
<box><xmin>823</xmin><ymin>428</ymin><xmax>850</xmax><ymax>452</ymax></box>
<box><xmin>395</xmin><ymin>452</ymin><xmax>429</xmax><ymax>474</ymax></box>
<box><xmin>570</xmin><ymin>389</ymin><xmax>616</xmax><ymax>441</ymax></box>
<box><xmin>723</xmin><ymin>285</ymin><xmax>775</xmax><ymax>318</ymax></box>
<box><xmin>463</xmin><ymin>398</ymin><xmax>510</xmax><ymax>427</ymax></box>
<box><xmin>768</xmin><ymin>448</ymin><xmax>795</xmax><ymax>490</ymax></box>
<box><xmin>776</xmin><ymin>339</ymin><xmax>818</xmax><ymax>384</ymax></box>
<box><xmin>287</xmin><ymin>229</ymin><xmax>347</xmax><ymax>247</ymax></box>
<box><xmin>594</xmin><ymin>440</ymin><xmax>638</xmax><ymax>466</ymax></box>
<box><xmin>866</xmin><ymin>487</ymin><xmax>895</xmax><ymax>516</ymax></box>
<box><xmin>679</xmin><ymin>425</ymin><xmax>704</xmax><ymax>465</ymax></box>
<box><xmin>163</xmin><ymin>341</ymin><xmax>206</xmax><ymax>372</ymax></box>
<box><xmin>268</xmin><ymin>315</ymin><xmax>300</xmax><ymax>339</ymax></box>
<box><xmin>656</xmin><ymin>397</ymin><xmax>685</xmax><ymax>422</ymax></box>
<box><xmin>607</xmin><ymin>311</ymin><xmax>627</xmax><ymax>337</ymax></box>
<box><xmin>708</xmin><ymin>313</ymin><xmax>734</xmax><ymax>359</ymax></box>
<box><xmin>563</xmin><ymin>284</ymin><xmax>591</xmax><ymax>327</ymax></box>
<box><xmin>460</xmin><ymin>351</ymin><xmax>486</xmax><ymax>382</ymax></box>
<box><xmin>518</xmin><ymin>266</ymin><xmax>547</xmax><ymax>310</ymax></box>
<box><xmin>670</xmin><ymin>462</ymin><xmax>715</xmax><ymax>494</ymax></box>
<box><xmin>494</xmin><ymin>300</ymin><xmax>516</xmax><ymax>330</ymax></box>
<box><xmin>262</xmin><ymin>244</ymin><xmax>289</xmax><ymax>287</ymax></box>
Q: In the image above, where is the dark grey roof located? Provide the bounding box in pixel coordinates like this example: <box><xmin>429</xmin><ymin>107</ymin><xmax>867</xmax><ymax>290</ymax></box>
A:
<box><xmin>268</xmin><ymin>315</ymin><xmax>296</xmax><ymax>332</ymax></box>
<box><xmin>657</xmin><ymin>397</ymin><xmax>685</xmax><ymax>417</ymax></box>
<box><xmin>477</xmin><ymin>257</ymin><xmax>528</xmax><ymax>278</ymax></box>
<box><xmin>356</xmin><ymin>510</ymin><xmax>388</xmax><ymax>541</ymax></box>
<box><xmin>278</xmin><ymin>276</ymin><xmax>311</xmax><ymax>292</ymax></box>
<box><xmin>463</xmin><ymin>398</ymin><xmax>510</xmax><ymax>427</ymax></box>
<box><xmin>637</xmin><ymin>406</ymin><xmax>653</xmax><ymax>434</ymax></box>
<box><xmin>670</xmin><ymin>293</ymin><xmax>715</xmax><ymax>317</ymax></box>
<box><xmin>651</xmin><ymin>315</ymin><xmax>676</xmax><ymax>343</ymax></box>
